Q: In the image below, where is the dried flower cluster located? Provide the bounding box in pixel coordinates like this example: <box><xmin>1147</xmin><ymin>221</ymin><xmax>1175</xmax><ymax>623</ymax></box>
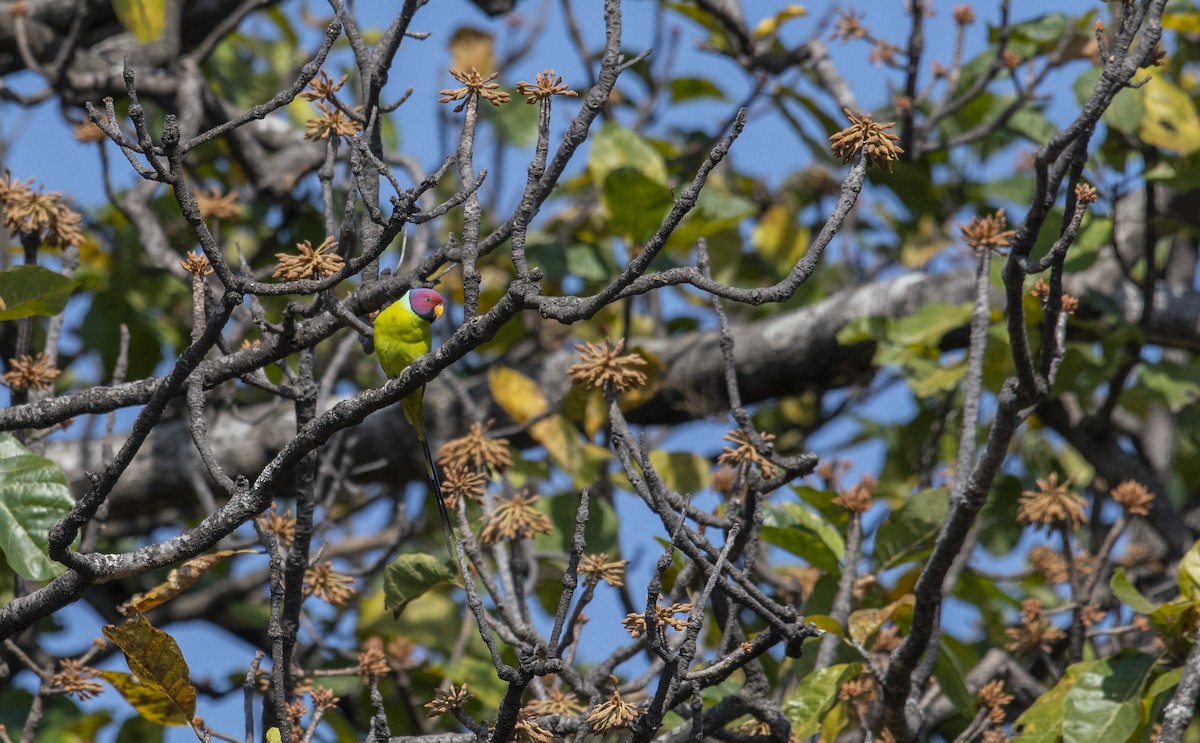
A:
<box><xmin>1074</xmin><ymin>182</ymin><xmax>1099</xmax><ymax>205</ymax></box>
<box><xmin>1004</xmin><ymin>598</ymin><xmax>1066</xmax><ymax>654</ymax></box>
<box><xmin>524</xmin><ymin>688</ymin><xmax>585</xmax><ymax>717</ymax></box>
<box><xmin>621</xmin><ymin>602</ymin><xmax>693</xmax><ymax>638</ymax></box>
<box><xmin>480</xmin><ymin>491</ymin><xmax>553</xmax><ymax>543</ymax></box>
<box><xmin>829</xmin><ymin>109</ymin><xmax>903</xmax><ymax>170</ymax></box>
<box><xmin>0</xmin><ymin>171</ymin><xmax>84</xmax><ymax>247</ymax></box>
<box><xmin>72</xmin><ymin>114</ymin><xmax>109</xmax><ymax>143</ymax></box>
<box><xmin>193</xmin><ymin>186</ymin><xmax>241</xmax><ymax>221</ymax></box>
<box><xmin>830</xmin><ymin>9</ymin><xmax>868</xmax><ymax>42</ymax></box>
<box><xmin>442</xmin><ymin>465</ymin><xmax>487</xmax><ymax>510</ymax></box>
<box><xmin>1110</xmin><ymin>480</ymin><xmax>1154</xmax><ymax>517</ymax></box>
<box><xmin>868</xmin><ymin>40</ymin><xmax>903</xmax><ymax>67</ymax></box>
<box><xmin>1027</xmin><ymin>545</ymin><xmax>1068</xmax><ymax>584</ymax></box>
<box><xmin>587</xmin><ymin>685</ymin><xmax>641</xmax><ymax>734</ymax></box>
<box><xmin>51</xmin><ymin>658</ymin><xmax>104</xmax><ymax>701</ymax></box>
<box><xmin>513</xmin><ymin>713</ymin><xmax>553</xmax><ymax>743</ymax></box>
<box><xmin>303</xmin><ymin>560</ymin><xmax>357</xmax><ymax>606</ymax></box>
<box><xmin>425</xmin><ymin>683</ymin><xmax>472</xmax><ymax>717</ymax></box>
<box><xmin>838</xmin><ymin>674</ymin><xmax>876</xmax><ymax>708</ymax></box>
<box><xmin>1029</xmin><ymin>276</ymin><xmax>1080</xmax><ymax>315</ymax></box>
<box><xmin>567</xmin><ymin>339</ymin><xmax>649</xmax><ymax>393</ymax></box>
<box><xmin>302</xmin><ymin>70</ymin><xmax>348</xmax><ymax>102</ymax></box>
<box><xmin>273</xmin><ymin>236</ymin><xmax>344</xmax><ymax>281</ymax></box>
<box><xmin>952</xmin><ymin>5</ymin><xmax>976</xmax><ymax>25</ymax></box>
<box><xmin>438</xmin><ymin>421</ymin><xmax>513</xmax><ymax>474</ymax></box>
<box><xmin>439</xmin><ymin>67</ymin><xmax>511</xmax><ymax>111</ymax></box>
<box><xmin>832</xmin><ymin>475</ymin><xmax>875</xmax><ymax>514</ymax></box>
<box><xmin>358</xmin><ymin>637</ymin><xmax>391</xmax><ymax>678</ymax></box>
<box><xmin>578</xmin><ymin>552</ymin><xmax>627</xmax><ymax>587</ymax></box>
<box><xmin>284</xmin><ymin>699</ymin><xmax>307</xmax><ymax>741</ymax></box>
<box><xmin>717</xmin><ymin>429</ymin><xmax>779</xmax><ymax>478</ymax></box>
<box><xmin>3</xmin><ymin>353</ymin><xmax>61</xmax><ymax>393</ymax></box>
<box><xmin>179</xmin><ymin>251</ymin><xmax>213</xmax><ymax>277</ymax></box>
<box><xmin>978</xmin><ymin>680</ymin><xmax>1014</xmax><ymax>725</ymax></box>
<box><xmin>516</xmin><ymin>68</ymin><xmax>577</xmax><ymax>104</ymax></box>
<box><xmin>1017</xmin><ymin>473</ymin><xmax>1087</xmax><ymax>531</ymax></box>
<box><xmin>960</xmin><ymin>209</ymin><xmax>1016</xmax><ymax>253</ymax></box>
<box><xmin>258</xmin><ymin>506</ymin><xmax>297</xmax><ymax>547</ymax></box>
<box><xmin>304</xmin><ymin>102</ymin><xmax>363</xmax><ymax>141</ymax></box>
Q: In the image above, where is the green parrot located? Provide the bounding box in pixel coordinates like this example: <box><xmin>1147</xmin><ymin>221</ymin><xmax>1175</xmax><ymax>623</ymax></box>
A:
<box><xmin>374</xmin><ymin>288</ymin><xmax>454</xmax><ymax>552</ymax></box>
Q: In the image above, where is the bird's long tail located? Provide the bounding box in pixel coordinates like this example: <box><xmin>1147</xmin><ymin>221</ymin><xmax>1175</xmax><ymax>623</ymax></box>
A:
<box><xmin>419</xmin><ymin>434</ymin><xmax>458</xmax><ymax>560</ymax></box>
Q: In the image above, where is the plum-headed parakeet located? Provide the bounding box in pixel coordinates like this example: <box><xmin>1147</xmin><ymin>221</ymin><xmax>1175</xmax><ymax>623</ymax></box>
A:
<box><xmin>374</xmin><ymin>288</ymin><xmax>454</xmax><ymax>550</ymax></box>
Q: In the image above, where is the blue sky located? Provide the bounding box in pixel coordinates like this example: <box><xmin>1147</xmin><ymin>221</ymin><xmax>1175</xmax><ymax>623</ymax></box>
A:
<box><xmin>2</xmin><ymin>0</ymin><xmax>1097</xmax><ymax>740</ymax></box>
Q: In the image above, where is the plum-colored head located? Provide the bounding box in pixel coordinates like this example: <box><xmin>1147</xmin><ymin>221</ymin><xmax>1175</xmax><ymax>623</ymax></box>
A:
<box><xmin>405</xmin><ymin>288</ymin><xmax>445</xmax><ymax>323</ymax></box>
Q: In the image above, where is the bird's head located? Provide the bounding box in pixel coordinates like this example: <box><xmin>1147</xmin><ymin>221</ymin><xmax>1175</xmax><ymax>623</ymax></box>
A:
<box><xmin>406</xmin><ymin>288</ymin><xmax>445</xmax><ymax>323</ymax></box>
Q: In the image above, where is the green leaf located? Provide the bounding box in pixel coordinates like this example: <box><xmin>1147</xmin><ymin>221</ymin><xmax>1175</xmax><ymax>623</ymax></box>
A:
<box><xmin>0</xmin><ymin>265</ymin><xmax>77</xmax><ymax>321</ymax></box>
<box><xmin>669</xmin><ymin>76</ymin><xmax>725</xmax><ymax>102</ymax></box>
<box><xmin>1062</xmin><ymin>652</ymin><xmax>1157</xmax><ymax>743</ymax></box>
<box><xmin>111</xmin><ymin>0</ymin><xmax>167</xmax><ymax>43</ymax></box>
<box><xmin>1138</xmin><ymin>361</ymin><xmax>1200</xmax><ymax>413</ymax></box>
<box><xmin>873</xmin><ymin>488</ymin><xmax>949</xmax><ymax>570</ymax></box>
<box><xmin>1147</xmin><ymin>666</ymin><xmax>1184</xmax><ymax>698</ymax></box>
<box><xmin>648</xmin><ymin>451</ymin><xmax>710</xmax><ymax>494</ymax></box>
<box><xmin>0</xmin><ymin>433</ymin><xmax>74</xmax><ymax>581</ymax></box>
<box><xmin>1111</xmin><ymin>567</ymin><xmax>1160</xmax><ymax>614</ymax></box>
<box><xmin>102</xmin><ymin>616</ymin><xmax>198</xmax><ymax>734</ymax></box>
<box><xmin>383</xmin><ymin>553</ymin><xmax>457</xmax><ymax>618</ymax></box>
<box><xmin>538</xmin><ymin>491</ymin><xmax>619</xmax><ymax>555</ymax></box>
<box><xmin>887</xmin><ymin>303</ymin><xmax>974</xmax><ymax>347</ymax></box>
<box><xmin>762</xmin><ymin>503</ymin><xmax>845</xmax><ymax>574</ymax></box>
<box><xmin>1014</xmin><ymin>663</ymin><xmax>1085</xmax><ymax>742</ymax></box>
<box><xmin>782</xmin><ymin>663</ymin><xmax>860</xmax><ymax>739</ymax></box>
<box><xmin>847</xmin><ymin>595</ymin><xmax>914</xmax><ymax>645</ymax></box>
<box><xmin>1164</xmin><ymin>11</ymin><xmax>1200</xmax><ymax>33</ymax></box>
<box><xmin>601</xmin><ymin>167</ymin><xmax>674</xmax><ymax>244</ymax></box>
<box><xmin>587</xmin><ymin>124</ymin><xmax>667</xmax><ymax>185</ymax></box>
<box><xmin>1179</xmin><ymin>539</ymin><xmax>1200</xmax><ymax>600</ymax></box>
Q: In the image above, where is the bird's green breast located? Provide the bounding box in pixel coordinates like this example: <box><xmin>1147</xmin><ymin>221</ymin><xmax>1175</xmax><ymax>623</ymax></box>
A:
<box><xmin>374</xmin><ymin>300</ymin><xmax>433</xmax><ymax>378</ymax></box>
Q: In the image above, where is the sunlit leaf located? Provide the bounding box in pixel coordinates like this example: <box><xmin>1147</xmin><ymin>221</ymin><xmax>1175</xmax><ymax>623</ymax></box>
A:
<box><xmin>669</xmin><ymin>76</ymin><xmax>725</xmax><ymax>102</ymax></box>
<box><xmin>782</xmin><ymin>662</ymin><xmax>858</xmax><ymax>739</ymax></box>
<box><xmin>102</xmin><ymin>616</ymin><xmax>198</xmax><ymax>734</ymax></box>
<box><xmin>753</xmin><ymin>4</ymin><xmax>807</xmax><ymax>38</ymax></box>
<box><xmin>1013</xmin><ymin>662</ymin><xmax>1084</xmax><ymax>742</ymax></box>
<box><xmin>102</xmin><ymin>671</ymin><xmax>191</xmax><ymax>727</ymax></box>
<box><xmin>112</xmin><ymin>0</ymin><xmax>167</xmax><ymax>43</ymax></box>
<box><xmin>383</xmin><ymin>553</ymin><xmax>457</xmax><ymax>618</ymax></box>
<box><xmin>847</xmin><ymin>594</ymin><xmax>913</xmax><ymax>645</ymax></box>
<box><xmin>1140</xmin><ymin>71</ymin><xmax>1200</xmax><ymax>155</ymax></box>
<box><xmin>1111</xmin><ymin>567</ymin><xmax>1160</xmax><ymax>615</ymax></box>
<box><xmin>601</xmin><ymin>167</ymin><xmax>674</xmax><ymax>244</ymax></box>
<box><xmin>448</xmin><ymin>27</ymin><xmax>495</xmax><ymax>74</ymax></box>
<box><xmin>488</xmin><ymin>366</ymin><xmax>548</xmax><ymax>423</ymax></box>
<box><xmin>648</xmin><ymin>451</ymin><xmax>710</xmax><ymax>494</ymax></box>
<box><xmin>0</xmin><ymin>433</ymin><xmax>74</xmax><ymax>581</ymax></box>
<box><xmin>1178</xmin><ymin>539</ymin><xmax>1200</xmax><ymax>600</ymax></box>
<box><xmin>1062</xmin><ymin>652</ymin><xmax>1156</xmax><ymax>743</ymax></box>
<box><xmin>1163</xmin><ymin>11</ymin><xmax>1200</xmax><ymax>33</ymax></box>
<box><xmin>0</xmin><ymin>265</ymin><xmax>77</xmax><ymax>321</ymax></box>
<box><xmin>587</xmin><ymin>124</ymin><xmax>667</xmax><ymax>185</ymax></box>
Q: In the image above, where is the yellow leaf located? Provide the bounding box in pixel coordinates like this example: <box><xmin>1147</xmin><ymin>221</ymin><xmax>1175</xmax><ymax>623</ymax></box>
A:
<box><xmin>752</xmin><ymin>204</ymin><xmax>810</xmax><ymax>274</ymax></box>
<box><xmin>1140</xmin><ymin>71</ymin><xmax>1200</xmax><ymax>155</ymax></box>
<box><xmin>119</xmin><ymin>549</ymin><xmax>258</xmax><ymax>616</ymax></box>
<box><xmin>449</xmin><ymin>27</ymin><xmax>495</xmax><ymax>75</ymax></box>
<box><xmin>1163</xmin><ymin>12</ymin><xmax>1200</xmax><ymax>33</ymax></box>
<box><xmin>753</xmin><ymin>4</ymin><xmax>807</xmax><ymax>38</ymax></box>
<box><xmin>804</xmin><ymin>614</ymin><xmax>845</xmax><ymax>636</ymax></box>
<box><xmin>488</xmin><ymin>366</ymin><xmax>548</xmax><ymax>423</ymax></box>
<box><xmin>615</xmin><ymin>346</ymin><xmax>664</xmax><ymax>412</ymax></box>
<box><xmin>846</xmin><ymin>594</ymin><xmax>914</xmax><ymax>644</ymax></box>
<box><xmin>266</xmin><ymin>728</ymin><xmax>283</xmax><ymax>743</ymax></box>
<box><xmin>102</xmin><ymin>616</ymin><xmax>199</xmax><ymax>737</ymax></box>
<box><xmin>583</xmin><ymin>388</ymin><xmax>607</xmax><ymax>439</ymax></box>
<box><xmin>101</xmin><ymin>670</ymin><xmax>191</xmax><ymax>726</ymax></box>
<box><xmin>112</xmin><ymin>0</ymin><xmax>167</xmax><ymax>43</ymax></box>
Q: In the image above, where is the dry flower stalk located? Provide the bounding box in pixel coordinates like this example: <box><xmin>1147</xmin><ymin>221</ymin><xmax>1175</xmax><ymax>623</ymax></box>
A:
<box><xmin>832</xmin><ymin>475</ymin><xmax>875</xmax><ymax>514</ymax></box>
<box><xmin>1004</xmin><ymin>598</ymin><xmax>1066</xmax><ymax>654</ymax></box>
<box><xmin>578</xmin><ymin>552</ymin><xmax>628</xmax><ymax>587</ymax></box>
<box><xmin>302</xmin><ymin>70</ymin><xmax>348</xmax><ymax>102</ymax></box>
<box><xmin>829</xmin><ymin>109</ymin><xmax>903</xmax><ymax>170</ymax></box>
<box><xmin>516</xmin><ymin>68</ymin><xmax>578</xmax><ymax>103</ymax></box>
<box><xmin>438</xmin><ymin>421</ymin><xmax>513</xmax><ymax>473</ymax></box>
<box><xmin>480</xmin><ymin>491</ymin><xmax>554</xmax><ymax>543</ymax></box>
<box><xmin>0</xmin><ymin>171</ymin><xmax>85</xmax><ymax>248</ymax></box>
<box><xmin>978</xmin><ymin>679</ymin><xmax>1014</xmax><ymax>724</ymax></box>
<box><xmin>1111</xmin><ymin>480</ymin><xmax>1153</xmax><ymax>516</ymax></box>
<box><xmin>51</xmin><ymin>658</ymin><xmax>104</xmax><ymax>701</ymax></box>
<box><xmin>194</xmin><ymin>187</ymin><xmax>242</xmax><ymax>221</ymax></box>
<box><xmin>303</xmin><ymin>561</ymin><xmax>357</xmax><ymax>606</ymax></box>
<box><xmin>358</xmin><ymin>637</ymin><xmax>390</xmax><ymax>678</ymax></box>
<box><xmin>587</xmin><ymin>685</ymin><xmax>641</xmax><ymax>734</ymax></box>
<box><xmin>1017</xmin><ymin>472</ymin><xmax>1087</xmax><ymax>531</ymax></box>
<box><xmin>425</xmin><ymin>683</ymin><xmax>472</xmax><ymax>717</ymax></box>
<box><xmin>960</xmin><ymin>209</ymin><xmax>1016</xmax><ymax>253</ymax></box>
<box><xmin>1027</xmin><ymin>545</ymin><xmax>1068</xmax><ymax>584</ymax></box>
<box><xmin>442</xmin><ymin>465</ymin><xmax>487</xmax><ymax>510</ymax></box>
<box><xmin>273</xmin><ymin>236</ymin><xmax>344</xmax><ymax>281</ymax></box>
<box><xmin>567</xmin><ymin>339</ymin><xmax>649</xmax><ymax>393</ymax></box>
<box><xmin>830</xmin><ymin>9</ymin><xmax>868</xmax><ymax>42</ymax></box>
<box><xmin>524</xmin><ymin>688</ymin><xmax>585</xmax><ymax>717</ymax></box>
<box><xmin>3</xmin><ymin>353</ymin><xmax>61</xmax><ymax>393</ymax></box>
<box><xmin>621</xmin><ymin>602</ymin><xmax>694</xmax><ymax>638</ymax></box>
<box><xmin>180</xmin><ymin>251</ymin><xmax>213</xmax><ymax>276</ymax></box>
<box><xmin>258</xmin><ymin>506</ymin><xmax>297</xmax><ymax>547</ymax></box>
<box><xmin>439</xmin><ymin>67</ymin><xmax>511</xmax><ymax>111</ymax></box>
<box><xmin>717</xmin><ymin>428</ymin><xmax>779</xmax><ymax>478</ymax></box>
<box><xmin>304</xmin><ymin>102</ymin><xmax>362</xmax><ymax>141</ymax></box>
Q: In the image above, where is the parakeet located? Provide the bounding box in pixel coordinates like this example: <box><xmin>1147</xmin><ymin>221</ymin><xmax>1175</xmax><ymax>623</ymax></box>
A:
<box><xmin>374</xmin><ymin>288</ymin><xmax>455</xmax><ymax>552</ymax></box>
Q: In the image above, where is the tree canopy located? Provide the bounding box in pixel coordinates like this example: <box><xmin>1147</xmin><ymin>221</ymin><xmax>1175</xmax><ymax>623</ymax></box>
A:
<box><xmin>1</xmin><ymin>1</ymin><xmax>1199</xmax><ymax>742</ymax></box>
